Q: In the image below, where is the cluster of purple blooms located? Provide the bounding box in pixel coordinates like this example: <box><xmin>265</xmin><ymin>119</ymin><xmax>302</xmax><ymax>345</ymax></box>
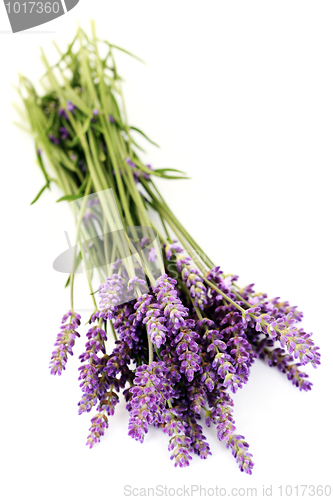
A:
<box><xmin>49</xmin><ymin>242</ymin><xmax>320</xmax><ymax>474</ymax></box>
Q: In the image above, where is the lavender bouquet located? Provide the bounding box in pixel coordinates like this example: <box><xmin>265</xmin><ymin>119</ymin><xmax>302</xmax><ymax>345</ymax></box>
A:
<box><xmin>18</xmin><ymin>22</ymin><xmax>320</xmax><ymax>474</ymax></box>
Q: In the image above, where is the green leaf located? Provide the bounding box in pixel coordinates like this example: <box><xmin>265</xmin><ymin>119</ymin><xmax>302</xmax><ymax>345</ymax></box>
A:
<box><xmin>104</xmin><ymin>42</ymin><xmax>145</xmax><ymax>64</ymax></box>
<box><xmin>30</xmin><ymin>183</ymin><xmax>49</xmax><ymax>205</ymax></box>
<box><xmin>130</xmin><ymin>126</ymin><xmax>160</xmax><ymax>148</ymax></box>
<box><xmin>36</xmin><ymin>145</ymin><xmax>51</xmax><ymax>185</ymax></box>
<box><xmin>129</xmin><ymin>136</ymin><xmax>146</xmax><ymax>153</ymax></box>
<box><xmin>56</xmin><ymin>193</ymin><xmax>82</xmax><ymax>203</ymax></box>
<box><xmin>164</xmin><ymin>176</ymin><xmax>189</xmax><ymax>180</ymax></box>
<box><xmin>57</xmin><ymin>175</ymin><xmax>90</xmax><ymax>202</ymax></box>
<box><xmin>77</xmin><ymin>175</ymin><xmax>89</xmax><ymax>194</ymax></box>
<box><xmin>154</xmin><ymin>167</ymin><xmax>187</xmax><ymax>175</ymax></box>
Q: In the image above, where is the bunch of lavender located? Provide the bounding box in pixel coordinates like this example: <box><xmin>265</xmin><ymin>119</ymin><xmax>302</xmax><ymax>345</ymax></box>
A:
<box><xmin>19</xmin><ymin>22</ymin><xmax>320</xmax><ymax>474</ymax></box>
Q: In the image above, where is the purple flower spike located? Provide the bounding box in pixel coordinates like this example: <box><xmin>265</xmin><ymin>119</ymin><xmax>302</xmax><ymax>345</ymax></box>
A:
<box><xmin>222</xmin><ymin>372</ymin><xmax>244</xmax><ymax>393</ymax></box>
<box><xmin>187</xmin><ymin>378</ymin><xmax>206</xmax><ymax>414</ymax></box>
<box><xmin>135</xmin><ymin>294</ymin><xmax>167</xmax><ymax>348</ymax></box>
<box><xmin>161</xmin><ymin>344</ymin><xmax>182</xmax><ymax>383</ymax></box>
<box><xmin>108</xmin><ymin>115</ymin><xmax>115</xmax><ymax>123</ymax></box>
<box><xmin>165</xmin><ymin>243</ymin><xmax>208</xmax><ymax>310</ymax></box>
<box><xmin>128</xmin><ymin>276</ymin><xmax>149</xmax><ymax>295</ymax></box>
<box><xmin>77</xmin><ymin>325</ymin><xmax>108</xmax><ymax>414</ymax></box>
<box><xmin>49</xmin><ymin>311</ymin><xmax>81</xmax><ymax>375</ymax></box>
<box><xmin>113</xmin><ymin>303</ymin><xmax>141</xmax><ymax>350</ymax></box>
<box><xmin>93</xmin><ymin>108</ymin><xmax>99</xmax><ymax>116</ymax></box>
<box><xmin>153</xmin><ymin>274</ymin><xmax>189</xmax><ymax>334</ymax></box>
<box><xmin>186</xmin><ymin>420</ymin><xmax>211</xmax><ymax>460</ymax></box>
<box><xmin>96</xmin><ymin>275</ymin><xmax>126</xmax><ymax>320</ymax></box>
<box><xmin>86</xmin><ymin>392</ymin><xmax>119</xmax><ymax>448</ymax></box>
<box><xmin>128</xmin><ymin>362</ymin><xmax>173</xmax><ymax>443</ymax></box>
<box><xmin>254</xmin><ymin>339</ymin><xmax>313</xmax><ymax>392</ymax></box>
<box><xmin>212</xmin><ymin>351</ymin><xmax>235</xmax><ymax>379</ymax></box>
<box><xmin>269</xmin><ymin>297</ymin><xmax>304</xmax><ymax>322</ymax></box>
<box><xmin>168</xmin><ymin>433</ymin><xmax>193</xmax><ymax>467</ymax></box>
<box><xmin>183</xmin><ymin>265</ymin><xmax>208</xmax><ymax>310</ymax></box>
<box><xmin>227</xmin><ymin>434</ymin><xmax>254</xmax><ymax>475</ymax></box>
<box><xmin>246</xmin><ymin>309</ymin><xmax>321</xmax><ymax>367</ymax></box>
<box><xmin>206</xmin><ymin>388</ymin><xmax>236</xmax><ymax>441</ymax></box>
<box><xmin>162</xmin><ymin>409</ymin><xmax>193</xmax><ymax>467</ymax></box>
<box><xmin>104</xmin><ymin>340</ymin><xmax>131</xmax><ymax>378</ymax></box>
<box><xmin>165</xmin><ymin>242</ymin><xmax>183</xmax><ymax>260</ymax></box>
<box><xmin>206</xmin><ymin>386</ymin><xmax>253</xmax><ymax>473</ymax></box>
<box><xmin>279</xmin><ymin>326</ymin><xmax>321</xmax><ymax>367</ymax></box>
<box><xmin>172</xmin><ymin>328</ymin><xmax>201</xmax><ymax>382</ymax></box>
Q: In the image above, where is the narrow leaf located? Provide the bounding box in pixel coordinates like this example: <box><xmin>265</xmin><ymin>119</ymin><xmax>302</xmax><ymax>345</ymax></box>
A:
<box><xmin>30</xmin><ymin>183</ymin><xmax>49</xmax><ymax>205</ymax></box>
<box><xmin>130</xmin><ymin>126</ymin><xmax>160</xmax><ymax>148</ymax></box>
<box><xmin>56</xmin><ymin>194</ymin><xmax>82</xmax><ymax>203</ymax></box>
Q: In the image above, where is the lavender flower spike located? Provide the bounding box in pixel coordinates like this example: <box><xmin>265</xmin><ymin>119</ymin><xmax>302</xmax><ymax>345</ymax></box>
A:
<box><xmin>163</xmin><ymin>410</ymin><xmax>193</xmax><ymax>467</ymax></box>
<box><xmin>97</xmin><ymin>274</ymin><xmax>126</xmax><ymax>320</ymax></box>
<box><xmin>206</xmin><ymin>388</ymin><xmax>236</xmax><ymax>442</ymax></box>
<box><xmin>86</xmin><ymin>391</ymin><xmax>119</xmax><ymax>448</ymax></box>
<box><xmin>168</xmin><ymin>433</ymin><xmax>193</xmax><ymax>467</ymax></box>
<box><xmin>49</xmin><ymin>311</ymin><xmax>81</xmax><ymax>375</ymax></box>
<box><xmin>172</xmin><ymin>326</ymin><xmax>201</xmax><ymax>382</ymax></box>
<box><xmin>134</xmin><ymin>294</ymin><xmax>167</xmax><ymax>348</ymax></box>
<box><xmin>153</xmin><ymin>274</ymin><xmax>188</xmax><ymax>334</ymax></box>
<box><xmin>165</xmin><ymin>243</ymin><xmax>208</xmax><ymax>310</ymax></box>
<box><xmin>227</xmin><ymin>434</ymin><xmax>254</xmax><ymax>475</ymax></box>
<box><xmin>186</xmin><ymin>420</ymin><xmax>211</xmax><ymax>460</ymax></box>
<box><xmin>128</xmin><ymin>362</ymin><xmax>174</xmax><ymax>443</ymax></box>
<box><xmin>249</xmin><ymin>310</ymin><xmax>321</xmax><ymax>367</ymax></box>
<box><xmin>255</xmin><ymin>339</ymin><xmax>313</xmax><ymax>392</ymax></box>
<box><xmin>78</xmin><ymin>325</ymin><xmax>108</xmax><ymax>414</ymax></box>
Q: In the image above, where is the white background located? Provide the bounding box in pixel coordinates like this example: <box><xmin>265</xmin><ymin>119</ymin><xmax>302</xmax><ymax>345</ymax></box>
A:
<box><xmin>0</xmin><ymin>2</ymin><xmax>332</xmax><ymax>499</ymax></box>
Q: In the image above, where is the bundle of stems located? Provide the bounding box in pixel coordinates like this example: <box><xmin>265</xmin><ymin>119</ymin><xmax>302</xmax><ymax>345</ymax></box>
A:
<box><xmin>17</xmin><ymin>22</ymin><xmax>320</xmax><ymax>473</ymax></box>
